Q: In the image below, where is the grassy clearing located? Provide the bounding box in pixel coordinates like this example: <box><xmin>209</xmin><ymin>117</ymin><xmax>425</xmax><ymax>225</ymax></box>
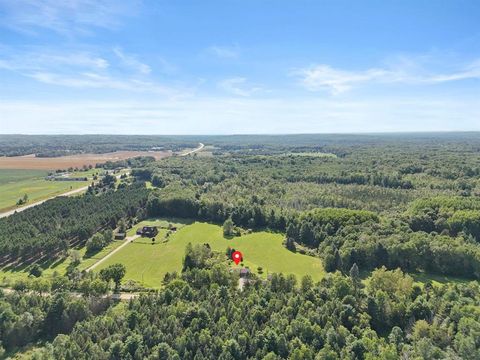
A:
<box><xmin>0</xmin><ymin>239</ymin><xmax>127</xmax><ymax>286</ymax></box>
<box><xmin>95</xmin><ymin>221</ymin><xmax>325</xmax><ymax>288</ymax></box>
<box><xmin>126</xmin><ymin>218</ymin><xmax>191</xmax><ymax>236</ymax></box>
<box><xmin>0</xmin><ymin>169</ymin><xmax>95</xmax><ymax>212</ymax></box>
<box><xmin>410</xmin><ymin>271</ymin><xmax>472</xmax><ymax>286</ymax></box>
<box><xmin>360</xmin><ymin>268</ymin><xmax>472</xmax><ymax>288</ymax></box>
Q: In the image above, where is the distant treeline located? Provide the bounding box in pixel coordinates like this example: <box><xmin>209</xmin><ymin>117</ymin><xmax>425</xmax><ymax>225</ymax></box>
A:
<box><xmin>0</xmin><ymin>135</ymin><xmax>198</xmax><ymax>157</ymax></box>
<box><xmin>3</xmin><ymin>132</ymin><xmax>480</xmax><ymax>157</ymax></box>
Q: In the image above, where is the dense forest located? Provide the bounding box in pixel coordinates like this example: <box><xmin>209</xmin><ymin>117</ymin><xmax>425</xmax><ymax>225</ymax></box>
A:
<box><xmin>137</xmin><ymin>137</ymin><xmax>480</xmax><ymax>279</ymax></box>
<box><xmin>13</xmin><ymin>245</ymin><xmax>480</xmax><ymax>359</ymax></box>
<box><xmin>1</xmin><ymin>133</ymin><xmax>480</xmax><ymax>358</ymax></box>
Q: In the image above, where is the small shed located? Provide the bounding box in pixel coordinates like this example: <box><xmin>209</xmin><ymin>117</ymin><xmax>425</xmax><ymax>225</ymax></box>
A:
<box><xmin>115</xmin><ymin>232</ymin><xmax>126</xmax><ymax>240</ymax></box>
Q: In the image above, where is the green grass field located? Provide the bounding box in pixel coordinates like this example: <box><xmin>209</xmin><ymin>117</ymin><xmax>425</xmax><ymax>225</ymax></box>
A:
<box><xmin>0</xmin><ymin>169</ymin><xmax>94</xmax><ymax>212</ymax></box>
<box><xmin>410</xmin><ymin>271</ymin><xmax>471</xmax><ymax>286</ymax></box>
<box><xmin>0</xmin><ymin>239</ymin><xmax>127</xmax><ymax>286</ymax></box>
<box><xmin>95</xmin><ymin>221</ymin><xmax>325</xmax><ymax>288</ymax></box>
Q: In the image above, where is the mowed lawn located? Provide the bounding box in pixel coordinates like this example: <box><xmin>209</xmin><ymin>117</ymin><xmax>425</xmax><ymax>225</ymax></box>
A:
<box><xmin>95</xmin><ymin>221</ymin><xmax>325</xmax><ymax>288</ymax></box>
<box><xmin>0</xmin><ymin>169</ymin><xmax>91</xmax><ymax>212</ymax></box>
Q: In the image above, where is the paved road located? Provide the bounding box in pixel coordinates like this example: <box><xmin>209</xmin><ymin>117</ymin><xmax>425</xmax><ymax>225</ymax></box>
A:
<box><xmin>180</xmin><ymin>143</ymin><xmax>204</xmax><ymax>156</ymax></box>
<box><xmin>85</xmin><ymin>234</ymin><xmax>140</xmax><ymax>272</ymax></box>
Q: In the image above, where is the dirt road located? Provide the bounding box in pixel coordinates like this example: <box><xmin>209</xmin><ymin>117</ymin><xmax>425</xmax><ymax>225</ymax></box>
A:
<box><xmin>85</xmin><ymin>234</ymin><xmax>140</xmax><ymax>272</ymax></box>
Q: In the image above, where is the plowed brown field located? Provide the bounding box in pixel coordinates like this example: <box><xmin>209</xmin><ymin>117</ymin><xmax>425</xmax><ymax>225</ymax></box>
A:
<box><xmin>0</xmin><ymin>151</ymin><xmax>171</xmax><ymax>170</ymax></box>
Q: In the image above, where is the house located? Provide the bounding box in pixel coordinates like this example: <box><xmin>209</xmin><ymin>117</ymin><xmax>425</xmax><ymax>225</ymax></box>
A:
<box><xmin>240</xmin><ymin>268</ymin><xmax>251</xmax><ymax>278</ymax></box>
<box><xmin>114</xmin><ymin>232</ymin><xmax>126</xmax><ymax>240</ymax></box>
<box><xmin>138</xmin><ymin>226</ymin><xmax>158</xmax><ymax>238</ymax></box>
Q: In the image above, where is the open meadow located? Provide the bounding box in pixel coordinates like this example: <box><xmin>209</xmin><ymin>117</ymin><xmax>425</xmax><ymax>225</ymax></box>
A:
<box><xmin>0</xmin><ymin>169</ymin><xmax>91</xmax><ymax>212</ymax></box>
<box><xmin>0</xmin><ymin>219</ymin><xmax>324</xmax><ymax>288</ymax></box>
<box><xmin>0</xmin><ymin>169</ymin><xmax>97</xmax><ymax>212</ymax></box>
<box><xmin>95</xmin><ymin>220</ymin><xmax>325</xmax><ymax>288</ymax></box>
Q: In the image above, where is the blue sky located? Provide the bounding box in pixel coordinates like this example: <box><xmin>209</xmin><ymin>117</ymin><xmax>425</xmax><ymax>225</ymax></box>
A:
<box><xmin>0</xmin><ymin>0</ymin><xmax>479</xmax><ymax>134</ymax></box>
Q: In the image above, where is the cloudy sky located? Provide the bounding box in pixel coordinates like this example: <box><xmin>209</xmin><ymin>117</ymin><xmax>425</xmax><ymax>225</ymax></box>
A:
<box><xmin>0</xmin><ymin>0</ymin><xmax>479</xmax><ymax>134</ymax></box>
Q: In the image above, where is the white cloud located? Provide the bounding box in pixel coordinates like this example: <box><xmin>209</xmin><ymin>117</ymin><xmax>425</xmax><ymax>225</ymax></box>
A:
<box><xmin>218</xmin><ymin>77</ymin><xmax>261</xmax><ymax>97</ymax></box>
<box><xmin>155</xmin><ymin>57</ymin><xmax>178</xmax><ymax>75</ymax></box>
<box><xmin>296</xmin><ymin>58</ymin><xmax>480</xmax><ymax>94</ymax></box>
<box><xmin>0</xmin><ymin>47</ymin><xmax>185</xmax><ymax>96</ymax></box>
<box><xmin>207</xmin><ymin>45</ymin><xmax>240</xmax><ymax>59</ymax></box>
<box><xmin>0</xmin><ymin>51</ymin><xmax>109</xmax><ymax>71</ymax></box>
<box><xmin>26</xmin><ymin>71</ymin><xmax>182</xmax><ymax>97</ymax></box>
<box><xmin>297</xmin><ymin>65</ymin><xmax>388</xmax><ymax>94</ymax></box>
<box><xmin>0</xmin><ymin>0</ymin><xmax>138</xmax><ymax>34</ymax></box>
<box><xmin>113</xmin><ymin>48</ymin><xmax>151</xmax><ymax>75</ymax></box>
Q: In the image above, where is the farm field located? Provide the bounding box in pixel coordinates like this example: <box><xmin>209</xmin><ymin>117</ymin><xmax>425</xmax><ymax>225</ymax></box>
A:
<box><xmin>0</xmin><ymin>150</ymin><xmax>171</xmax><ymax>170</ymax></box>
<box><xmin>0</xmin><ymin>168</ymin><xmax>96</xmax><ymax>212</ymax></box>
<box><xmin>95</xmin><ymin>220</ymin><xmax>325</xmax><ymax>288</ymax></box>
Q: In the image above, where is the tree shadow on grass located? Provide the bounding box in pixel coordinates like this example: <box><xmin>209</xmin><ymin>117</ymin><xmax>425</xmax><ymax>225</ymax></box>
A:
<box><xmin>42</xmin><ymin>257</ymin><xmax>65</xmax><ymax>270</ymax></box>
<box><xmin>1</xmin><ymin>253</ymin><xmax>67</xmax><ymax>273</ymax></box>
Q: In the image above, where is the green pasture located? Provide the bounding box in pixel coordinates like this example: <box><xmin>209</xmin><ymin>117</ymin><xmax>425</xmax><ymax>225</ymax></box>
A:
<box><xmin>95</xmin><ymin>221</ymin><xmax>325</xmax><ymax>288</ymax></box>
<box><xmin>0</xmin><ymin>169</ymin><xmax>93</xmax><ymax>212</ymax></box>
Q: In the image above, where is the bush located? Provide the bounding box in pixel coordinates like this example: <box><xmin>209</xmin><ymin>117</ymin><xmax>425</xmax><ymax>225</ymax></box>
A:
<box><xmin>29</xmin><ymin>264</ymin><xmax>42</xmax><ymax>277</ymax></box>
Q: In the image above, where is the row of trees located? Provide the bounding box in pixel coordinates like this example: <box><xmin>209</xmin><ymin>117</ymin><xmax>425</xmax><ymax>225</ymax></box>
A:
<box><xmin>0</xmin><ymin>184</ymin><xmax>149</xmax><ymax>259</ymax></box>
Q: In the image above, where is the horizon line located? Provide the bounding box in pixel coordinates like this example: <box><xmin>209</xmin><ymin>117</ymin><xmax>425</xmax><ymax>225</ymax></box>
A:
<box><xmin>1</xmin><ymin>130</ymin><xmax>480</xmax><ymax>137</ymax></box>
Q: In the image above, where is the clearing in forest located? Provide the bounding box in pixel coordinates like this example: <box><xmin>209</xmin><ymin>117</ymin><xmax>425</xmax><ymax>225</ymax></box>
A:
<box><xmin>94</xmin><ymin>221</ymin><xmax>325</xmax><ymax>288</ymax></box>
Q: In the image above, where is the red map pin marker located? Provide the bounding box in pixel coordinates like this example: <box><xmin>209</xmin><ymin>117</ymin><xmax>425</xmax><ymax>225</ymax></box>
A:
<box><xmin>232</xmin><ymin>251</ymin><xmax>243</xmax><ymax>265</ymax></box>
